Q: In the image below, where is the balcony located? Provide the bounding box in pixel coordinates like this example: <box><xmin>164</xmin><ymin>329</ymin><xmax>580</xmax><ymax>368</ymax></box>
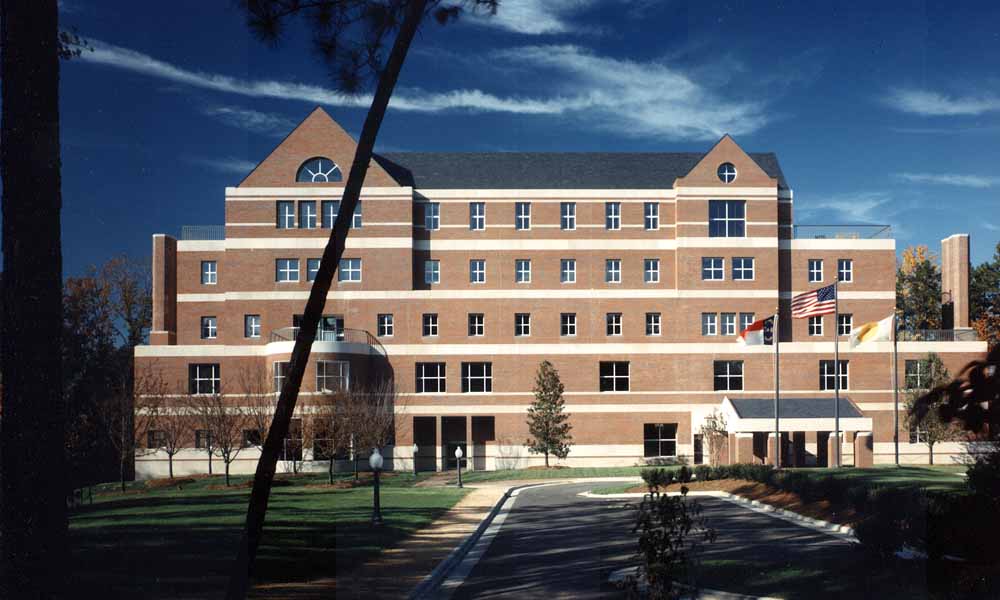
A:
<box><xmin>267</xmin><ymin>327</ymin><xmax>387</xmax><ymax>357</ymax></box>
<box><xmin>793</xmin><ymin>224</ymin><xmax>891</xmax><ymax>240</ymax></box>
<box><xmin>897</xmin><ymin>329</ymin><xmax>980</xmax><ymax>342</ymax></box>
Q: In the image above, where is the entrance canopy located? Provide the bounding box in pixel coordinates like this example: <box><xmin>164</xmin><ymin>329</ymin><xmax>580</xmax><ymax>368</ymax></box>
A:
<box><xmin>722</xmin><ymin>397</ymin><xmax>872</xmax><ymax>433</ymax></box>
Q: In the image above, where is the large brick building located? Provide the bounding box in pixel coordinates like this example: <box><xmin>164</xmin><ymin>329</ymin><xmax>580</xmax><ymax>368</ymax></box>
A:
<box><xmin>134</xmin><ymin>107</ymin><xmax>986</xmax><ymax>478</ymax></box>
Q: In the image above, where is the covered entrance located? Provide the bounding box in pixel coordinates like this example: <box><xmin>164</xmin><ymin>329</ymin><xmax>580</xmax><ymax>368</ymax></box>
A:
<box><xmin>411</xmin><ymin>415</ymin><xmax>496</xmax><ymax>472</ymax></box>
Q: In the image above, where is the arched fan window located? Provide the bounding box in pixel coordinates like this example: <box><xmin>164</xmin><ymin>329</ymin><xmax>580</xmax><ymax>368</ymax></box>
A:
<box><xmin>296</xmin><ymin>157</ymin><xmax>343</xmax><ymax>183</ymax></box>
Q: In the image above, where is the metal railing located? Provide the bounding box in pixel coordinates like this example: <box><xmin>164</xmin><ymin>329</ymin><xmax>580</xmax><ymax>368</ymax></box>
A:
<box><xmin>793</xmin><ymin>224</ymin><xmax>892</xmax><ymax>240</ymax></box>
<box><xmin>181</xmin><ymin>225</ymin><xmax>225</xmax><ymax>240</ymax></box>
<box><xmin>897</xmin><ymin>329</ymin><xmax>980</xmax><ymax>342</ymax></box>
<box><xmin>268</xmin><ymin>327</ymin><xmax>387</xmax><ymax>355</ymax></box>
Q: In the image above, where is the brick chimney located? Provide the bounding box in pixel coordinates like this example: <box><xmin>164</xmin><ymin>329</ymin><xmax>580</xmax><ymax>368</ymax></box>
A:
<box><xmin>941</xmin><ymin>234</ymin><xmax>970</xmax><ymax>329</ymax></box>
<box><xmin>150</xmin><ymin>234</ymin><xmax>177</xmax><ymax>345</ymax></box>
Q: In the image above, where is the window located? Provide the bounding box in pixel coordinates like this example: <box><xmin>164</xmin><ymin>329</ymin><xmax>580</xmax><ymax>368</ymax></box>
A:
<box><xmin>424</xmin><ymin>202</ymin><xmax>440</xmax><ymax>230</ymax></box>
<box><xmin>717</xmin><ymin>162</ymin><xmax>737</xmax><ymax>183</ymax></box>
<box><xmin>515</xmin><ymin>313</ymin><xmax>531</xmax><ymax>337</ymax></box>
<box><xmin>515</xmin><ymin>259</ymin><xmax>531</xmax><ymax>283</ymax></box>
<box><xmin>561</xmin><ymin>259</ymin><xmax>576</xmax><ymax>283</ymax></box>
<box><xmin>377</xmin><ymin>314</ymin><xmax>394</xmax><ymax>337</ymax></box>
<box><xmin>200</xmin><ymin>316</ymin><xmax>217</xmax><ymax>339</ymax></box>
<box><xmin>702</xmin><ymin>257</ymin><xmax>724</xmax><ymax>280</ymax></box>
<box><xmin>423</xmin><ymin>260</ymin><xmax>440</xmax><ymax>285</ymax></box>
<box><xmin>605</xmin><ymin>202</ymin><xmax>621</xmax><ymax>230</ymax></box>
<box><xmin>838</xmin><ymin>259</ymin><xmax>853</xmax><ymax>282</ymax></box>
<box><xmin>737</xmin><ymin>313</ymin><xmax>754</xmax><ymax>334</ymax></box>
<box><xmin>646</xmin><ymin>312</ymin><xmax>661</xmax><ymax>336</ymax></box>
<box><xmin>644</xmin><ymin>423</ymin><xmax>677</xmax><ymax>458</ymax></box>
<box><xmin>416</xmin><ymin>362</ymin><xmax>446</xmax><ymax>393</ymax></box>
<box><xmin>461</xmin><ymin>362</ymin><xmax>492</xmax><ymax>393</ymax></box>
<box><xmin>470</xmin><ymin>259</ymin><xmax>486</xmax><ymax>284</ymax></box>
<box><xmin>606</xmin><ymin>313</ymin><xmax>622</xmax><ymax>336</ymax></box>
<box><xmin>599</xmin><ymin>361</ymin><xmax>629</xmax><ymax>392</ymax></box>
<box><xmin>422</xmin><ymin>313</ymin><xmax>438</xmax><ymax>337</ymax></box>
<box><xmin>644</xmin><ymin>202</ymin><xmax>660</xmax><ymax>230</ymax></box>
<box><xmin>338</xmin><ymin>258</ymin><xmax>361</xmax><ymax>282</ymax></box>
<box><xmin>838</xmin><ymin>314</ymin><xmax>853</xmax><ymax>336</ymax></box>
<box><xmin>605</xmin><ymin>259</ymin><xmax>622</xmax><ymax>283</ymax></box>
<box><xmin>561</xmin><ymin>313</ymin><xmax>577</xmax><ymax>336</ymax></box>
<box><xmin>515</xmin><ymin>202</ymin><xmax>531</xmax><ymax>230</ymax></box>
<box><xmin>808</xmin><ymin>259</ymin><xmax>823</xmax><ymax>283</ymax></box>
<box><xmin>243</xmin><ymin>429</ymin><xmax>262</xmax><ymax>448</ymax></box>
<box><xmin>277</xmin><ymin>201</ymin><xmax>295</xmax><ymax>229</ymax></box>
<box><xmin>293</xmin><ymin>314</ymin><xmax>344</xmax><ymax>341</ymax></box>
<box><xmin>201</xmin><ymin>261</ymin><xmax>217</xmax><ymax>285</ymax></box>
<box><xmin>732</xmin><ymin>257</ymin><xmax>754</xmax><ymax>280</ymax></box>
<box><xmin>195</xmin><ymin>430</ymin><xmax>213</xmax><ymax>450</ymax></box>
<box><xmin>189</xmin><ymin>363</ymin><xmax>220</xmax><ymax>395</ymax></box>
<box><xmin>808</xmin><ymin>316</ymin><xmax>824</xmax><ymax>336</ymax></box>
<box><xmin>352</xmin><ymin>201</ymin><xmax>363</xmax><ymax>228</ymax></box>
<box><xmin>910</xmin><ymin>426</ymin><xmax>929</xmax><ymax>444</ymax></box>
<box><xmin>147</xmin><ymin>430</ymin><xmax>166</xmax><ymax>448</ymax></box>
<box><xmin>469</xmin><ymin>202</ymin><xmax>486</xmax><ymax>230</ymax></box>
<box><xmin>244</xmin><ymin>314</ymin><xmax>261</xmax><ymax>338</ymax></box>
<box><xmin>819</xmin><ymin>360</ymin><xmax>849</xmax><ymax>390</ymax></box>
<box><xmin>322</xmin><ymin>200</ymin><xmax>338</xmax><ymax>228</ymax></box>
<box><xmin>273</xmin><ymin>361</ymin><xmax>289</xmax><ymax>392</ymax></box>
<box><xmin>307</xmin><ymin>258</ymin><xmax>320</xmax><ymax>282</ymax></box>
<box><xmin>296</xmin><ymin>157</ymin><xmax>342</xmax><ymax>182</ymax></box>
<box><xmin>905</xmin><ymin>360</ymin><xmax>928</xmax><ymax>389</ymax></box>
<box><xmin>560</xmin><ymin>202</ymin><xmax>576</xmax><ymax>230</ymax></box>
<box><xmin>468</xmin><ymin>313</ymin><xmax>485</xmax><ymax>336</ymax></box>
<box><xmin>276</xmin><ymin>258</ymin><xmax>299</xmax><ymax>282</ymax></box>
<box><xmin>317</xmin><ymin>360</ymin><xmax>349</xmax><ymax>392</ymax></box>
<box><xmin>721</xmin><ymin>312</ymin><xmax>737</xmax><ymax>336</ymax></box>
<box><xmin>701</xmin><ymin>313</ymin><xmax>718</xmax><ymax>336</ymax></box>
<box><xmin>298</xmin><ymin>201</ymin><xmax>317</xmax><ymax>229</ymax></box>
<box><xmin>708</xmin><ymin>200</ymin><xmax>746</xmax><ymax>237</ymax></box>
<box><xmin>714</xmin><ymin>360</ymin><xmax>744</xmax><ymax>391</ymax></box>
<box><xmin>644</xmin><ymin>258</ymin><xmax>660</xmax><ymax>283</ymax></box>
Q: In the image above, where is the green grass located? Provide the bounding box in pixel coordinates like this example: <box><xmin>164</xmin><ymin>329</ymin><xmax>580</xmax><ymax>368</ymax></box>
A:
<box><xmin>791</xmin><ymin>465</ymin><xmax>967</xmax><ymax>494</ymax></box>
<box><xmin>450</xmin><ymin>465</ymin><xmax>665</xmax><ymax>484</ymax></box>
<box><xmin>69</xmin><ymin>471</ymin><xmax>466</xmax><ymax>598</ymax></box>
<box><xmin>590</xmin><ymin>483</ymin><xmax>641</xmax><ymax>495</ymax></box>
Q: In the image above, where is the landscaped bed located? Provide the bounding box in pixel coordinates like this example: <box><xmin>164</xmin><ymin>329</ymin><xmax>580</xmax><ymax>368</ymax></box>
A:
<box><xmin>447</xmin><ymin>464</ymin><xmax>674</xmax><ymax>484</ymax></box>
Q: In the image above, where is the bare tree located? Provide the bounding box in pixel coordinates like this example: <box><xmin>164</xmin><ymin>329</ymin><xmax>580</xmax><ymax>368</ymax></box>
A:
<box><xmin>311</xmin><ymin>389</ymin><xmax>351</xmax><ymax>484</ymax></box>
<box><xmin>699</xmin><ymin>409</ymin><xmax>729</xmax><ymax>466</ymax></box>
<box><xmin>189</xmin><ymin>391</ymin><xmax>252</xmax><ymax>486</ymax></box>
<box><xmin>240</xmin><ymin>363</ymin><xmax>275</xmax><ymax>448</ymax></box>
<box><xmin>104</xmin><ymin>362</ymin><xmax>166</xmax><ymax>491</ymax></box>
<box><xmin>150</xmin><ymin>386</ymin><xmax>192</xmax><ymax>480</ymax></box>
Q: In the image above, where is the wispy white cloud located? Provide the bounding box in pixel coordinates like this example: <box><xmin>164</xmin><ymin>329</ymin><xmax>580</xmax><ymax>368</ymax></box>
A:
<box><xmin>798</xmin><ymin>191</ymin><xmax>911</xmax><ymax>238</ymax></box>
<box><xmin>895</xmin><ymin>172</ymin><xmax>1000</xmax><ymax>189</ymax></box>
<box><xmin>184</xmin><ymin>156</ymin><xmax>257</xmax><ymax>174</ymax></box>
<box><xmin>884</xmin><ymin>88</ymin><xmax>1000</xmax><ymax>116</ymax></box>
<box><xmin>201</xmin><ymin>105</ymin><xmax>297</xmax><ymax>137</ymax></box>
<box><xmin>464</xmin><ymin>0</ymin><xmax>597</xmax><ymax>35</ymax></box>
<box><xmin>984</xmin><ymin>222</ymin><xmax>999</xmax><ymax>232</ymax></box>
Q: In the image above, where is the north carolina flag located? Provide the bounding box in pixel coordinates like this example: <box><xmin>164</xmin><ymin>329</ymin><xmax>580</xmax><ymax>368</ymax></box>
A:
<box><xmin>738</xmin><ymin>316</ymin><xmax>775</xmax><ymax>346</ymax></box>
<box><xmin>849</xmin><ymin>314</ymin><xmax>894</xmax><ymax>348</ymax></box>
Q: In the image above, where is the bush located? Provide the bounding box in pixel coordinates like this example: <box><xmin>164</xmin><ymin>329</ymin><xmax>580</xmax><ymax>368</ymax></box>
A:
<box><xmin>693</xmin><ymin>465</ymin><xmax>712</xmax><ymax>482</ymax></box>
<box><xmin>641</xmin><ymin>468</ymin><xmax>674</xmax><ymax>496</ymax></box>
<box><xmin>677</xmin><ymin>466</ymin><xmax>692</xmax><ymax>484</ymax></box>
<box><xmin>855</xmin><ymin>487</ymin><xmax>928</xmax><ymax>559</ymax></box>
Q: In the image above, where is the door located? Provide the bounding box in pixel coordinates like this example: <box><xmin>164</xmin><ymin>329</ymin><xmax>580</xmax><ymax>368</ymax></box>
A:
<box><xmin>693</xmin><ymin>434</ymin><xmax>704</xmax><ymax>465</ymax></box>
<box><xmin>817</xmin><ymin>431</ymin><xmax>830</xmax><ymax>468</ymax></box>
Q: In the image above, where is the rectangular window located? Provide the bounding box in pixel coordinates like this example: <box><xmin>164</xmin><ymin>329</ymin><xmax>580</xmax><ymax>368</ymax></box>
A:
<box><xmin>422</xmin><ymin>313</ymin><xmax>438</xmax><ymax>337</ymax></box>
<box><xmin>646</xmin><ymin>312</ymin><xmax>661</xmax><ymax>336</ymax></box>
<box><xmin>905</xmin><ymin>359</ymin><xmax>927</xmax><ymax>389</ymax></box>
<box><xmin>307</xmin><ymin>258</ymin><xmax>320</xmax><ymax>282</ymax></box>
<box><xmin>819</xmin><ymin>360</ymin><xmax>849</xmax><ymax>390</ymax></box>
<box><xmin>808</xmin><ymin>316</ymin><xmax>824</xmax><ymax>336</ymax></box>
<box><xmin>643</xmin><ymin>423</ymin><xmax>677</xmax><ymax>458</ymax></box>
<box><xmin>200</xmin><ymin>316</ymin><xmax>217</xmax><ymax>339</ymax></box>
<box><xmin>599</xmin><ymin>361</ymin><xmax>629</xmax><ymax>392</ymax></box>
<box><xmin>195</xmin><ymin>429</ymin><xmax>213</xmax><ymax>450</ymax></box>
<box><xmin>469</xmin><ymin>202</ymin><xmax>486</xmax><ymax>230</ymax></box>
<box><xmin>606</xmin><ymin>312</ymin><xmax>622</xmax><ymax>336</ymax></box>
<box><xmin>515</xmin><ymin>202</ymin><xmax>531</xmax><ymax>230</ymax></box>
<box><xmin>244</xmin><ymin>314</ymin><xmax>261</xmax><ymax>338</ymax></box>
<box><xmin>560</xmin><ymin>202</ymin><xmax>576</xmax><ymax>230</ymax></box>
<box><xmin>424</xmin><ymin>202</ymin><xmax>440</xmax><ymax>230</ymax></box>
<box><xmin>276</xmin><ymin>258</ymin><xmax>299</xmax><ymax>282</ymax></box>
<box><xmin>561</xmin><ymin>313</ymin><xmax>577</xmax><ymax>336</ymax></box>
<box><xmin>808</xmin><ymin>258</ymin><xmax>823</xmax><ymax>283</ymax></box>
<box><xmin>739</xmin><ymin>312</ymin><xmax>755</xmax><ymax>333</ymax></box>
<box><xmin>560</xmin><ymin>259</ymin><xmax>576</xmax><ymax>283</ymax></box>
<box><xmin>293</xmin><ymin>314</ymin><xmax>344</xmax><ymax>341</ymax></box>
<box><xmin>243</xmin><ymin>429</ymin><xmax>262</xmax><ymax>448</ymax></box>
<box><xmin>147</xmin><ymin>430</ymin><xmax>167</xmax><ymax>448</ymax></box>
<box><xmin>605</xmin><ymin>258</ymin><xmax>622</xmax><ymax>283</ymax></box>
<box><xmin>201</xmin><ymin>261</ymin><xmax>217</xmax><ymax>285</ymax></box>
<box><xmin>461</xmin><ymin>362</ymin><xmax>493</xmax><ymax>393</ymax></box>
<box><xmin>605</xmin><ymin>202</ymin><xmax>621</xmax><ymax>230</ymax></box>
<box><xmin>644</xmin><ymin>258</ymin><xmax>660</xmax><ymax>283</ymax></box>
<box><xmin>702</xmin><ymin>257</ymin><xmax>724</xmax><ymax>280</ymax></box>
<box><xmin>721</xmin><ymin>312</ymin><xmax>737</xmax><ymax>336</ymax></box>
<box><xmin>838</xmin><ymin>314</ymin><xmax>853</xmax><ymax>336</ymax></box>
<box><xmin>515</xmin><ymin>259</ymin><xmax>531</xmax><ymax>283</ymax></box>
<box><xmin>708</xmin><ymin>199</ymin><xmax>746</xmax><ymax>237</ymax></box>
<box><xmin>377</xmin><ymin>313</ymin><xmax>394</xmax><ymax>337</ymax></box>
<box><xmin>317</xmin><ymin>360</ymin><xmax>349</xmax><ymax>392</ymax></box>
<box><xmin>424</xmin><ymin>260</ymin><xmax>440</xmax><ymax>285</ymax></box>
<box><xmin>714</xmin><ymin>360</ymin><xmax>744</xmax><ymax>391</ymax></box>
<box><xmin>838</xmin><ymin>258</ymin><xmax>853</xmax><ymax>282</ymax></box>
<box><xmin>338</xmin><ymin>258</ymin><xmax>361</xmax><ymax>282</ymax></box>
<box><xmin>298</xmin><ymin>200</ymin><xmax>317</xmax><ymax>229</ymax></box>
<box><xmin>416</xmin><ymin>362</ymin><xmax>446</xmax><ymax>393</ymax></box>
<box><xmin>515</xmin><ymin>313</ymin><xmax>531</xmax><ymax>337</ymax></box>
<box><xmin>352</xmin><ymin>201</ymin><xmax>362</xmax><ymax>228</ymax></box>
<box><xmin>732</xmin><ymin>257</ymin><xmax>755</xmax><ymax>280</ymax></box>
<box><xmin>189</xmin><ymin>363</ymin><xmax>220</xmax><ymax>395</ymax></box>
<box><xmin>701</xmin><ymin>313</ymin><xmax>718</xmax><ymax>336</ymax></box>
<box><xmin>277</xmin><ymin>201</ymin><xmax>295</xmax><ymax>229</ymax></box>
<box><xmin>470</xmin><ymin>259</ymin><xmax>486</xmax><ymax>284</ymax></box>
<box><xmin>468</xmin><ymin>313</ymin><xmax>485</xmax><ymax>337</ymax></box>
<box><xmin>321</xmin><ymin>200</ymin><xmax>338</xmax><ymax>228</ymax></box>
<box><xmin>644</xmin><ymin>202</ymin><xmax>660</xmax><ymax>230</ymax></box>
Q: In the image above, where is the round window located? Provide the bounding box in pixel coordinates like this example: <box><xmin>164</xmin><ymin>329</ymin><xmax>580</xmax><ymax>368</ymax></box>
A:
<box><xmin>717</xmin><ymin>162</ymin><xmax>737</xmax><ymax>184</ymax></box>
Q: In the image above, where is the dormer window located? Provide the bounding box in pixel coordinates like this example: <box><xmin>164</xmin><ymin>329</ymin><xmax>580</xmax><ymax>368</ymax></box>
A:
<box><xmin>296</xmin><ymin>157</ymin><xmax>342</xmax><ymax>183</ymax></box>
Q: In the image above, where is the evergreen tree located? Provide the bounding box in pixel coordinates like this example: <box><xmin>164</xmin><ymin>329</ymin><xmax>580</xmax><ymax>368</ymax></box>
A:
<box><xmin>896</xmin><ymin>245</ymin><xmax>942</xmax><ymax>333</ymax></box>
<box><xmin>526</xmin><ymin>361</ymin><xmax>573</xmax><ymax>467</ymax></box>
<box><xmin>971</xmin><ymin>241</ymin><xmax>1000</xmax><ymax>348</ymax></box>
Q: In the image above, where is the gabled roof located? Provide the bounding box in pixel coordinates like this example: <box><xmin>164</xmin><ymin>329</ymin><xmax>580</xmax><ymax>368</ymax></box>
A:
<box><xmin>729</xmin><ymin>397</ymin><xmax>862</xmax><ymax>419</ymax></box>
<box><xmin>373</xmin><ymin>151</ymin><xmax>788</xmax><ymax>190</ymax></box>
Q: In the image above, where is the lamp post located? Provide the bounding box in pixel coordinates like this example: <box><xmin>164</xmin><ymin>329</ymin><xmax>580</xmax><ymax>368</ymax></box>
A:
<box><xmin>412</xmin><ymin>443</ymin><xmax>419</xmax><ymax>476</ymax></box>
<box><xmin>369</xmin><ymin>448</ymin><xmax>384</xmax><ymax>527</ymax></box>
<box><xmin>455</xmin><ymin>445</ymin><xmax>464</xmax><ymax>488</ymax></box>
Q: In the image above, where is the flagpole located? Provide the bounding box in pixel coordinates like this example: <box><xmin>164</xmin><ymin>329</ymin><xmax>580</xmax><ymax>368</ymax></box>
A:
<box><xmin>892</xmin><ymin>313</ymin><xmax>900</xmax><ymax>466</ymax></box>
<box><xmin>834</xmin><ymin>279</ymin><xmax>841</xmax><ymax>468</ymax></box>
<box><xmin>774</xmin><ymin>309</ymin><xmax>781</xmax><ymax>469</ymax></box>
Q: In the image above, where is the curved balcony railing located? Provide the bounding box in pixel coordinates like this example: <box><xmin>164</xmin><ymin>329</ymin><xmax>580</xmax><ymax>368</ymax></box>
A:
<box><xmin>268</xmin><ymin>327</ymin><xmax>387</xmax><ymax>356</ymax></box>
<box><xmin>897</xmin><ymin>329</ymin><xmax>980</xmax><ymax>342</ymax></box>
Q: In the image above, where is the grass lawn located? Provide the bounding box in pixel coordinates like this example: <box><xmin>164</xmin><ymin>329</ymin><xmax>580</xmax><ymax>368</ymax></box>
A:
<box><xmin>69</xmin><ymin>472</ymin><xmax>466</xmax><ymax>598</ymax></box>
<box><xmin>791</xmin><ymin>465</ymin><xmax>967</xmax><ymax>494</ymax></box>
<box><xmin>451</xmin><ymin>465</ymin><xmax>664</xmax><ymax>484</ymax></box>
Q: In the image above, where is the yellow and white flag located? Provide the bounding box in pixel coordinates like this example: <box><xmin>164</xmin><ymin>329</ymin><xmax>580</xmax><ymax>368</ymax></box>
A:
<box><xmin>849</xmin><ymin>314</ymin><xmax>894</xmax><ymax>348</ymax></box>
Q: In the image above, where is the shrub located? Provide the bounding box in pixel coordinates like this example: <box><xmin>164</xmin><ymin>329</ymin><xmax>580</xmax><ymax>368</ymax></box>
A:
<box><xmin>693</xmin><ymin>465</ymin><xmax>712</xmax><ymax>482</ymax></box>
<box><xmin>855</xmin><ymin>487</ymin><xmax>928</xmax><ymax>560</ymax></box>
<box><xmin>677</xmin><ymin>466</ymin><xmax>692</xmax><ymax>484</ymax></box>
<box><xmin>641</xmin><ymin>468</ymin><xmax>673</xmax><ymax>496</ymax></box>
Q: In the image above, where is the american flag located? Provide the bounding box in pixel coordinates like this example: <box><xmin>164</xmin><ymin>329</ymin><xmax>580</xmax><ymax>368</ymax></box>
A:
<box><xmin>791</xmin><ymin>283</ymin><xmax>837</xmax><ymax>319</ymax></box>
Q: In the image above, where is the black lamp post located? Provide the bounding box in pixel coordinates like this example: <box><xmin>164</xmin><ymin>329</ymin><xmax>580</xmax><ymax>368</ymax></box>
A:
<box><xmin>455</xmin><ymin>445</ymin><xmax>464</xmax><ymax>488</ymax></box>
<box><xmin>369</xmin><ymin>448</ymin><xmax>384</xmax><ymax>526</ymax></box>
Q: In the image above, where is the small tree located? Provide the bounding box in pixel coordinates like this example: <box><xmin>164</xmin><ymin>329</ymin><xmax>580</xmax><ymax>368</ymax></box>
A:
<box><xmin>151</xmin><ymin>387</ymin><xmax>190</xmax><ymax>479</ymax></box>
<box><xmin>189</xmin><ymin>389</ymin><xmax>252</xmax><ymax>486</ymax></box>
<box><xmin>240</xmin><ymin>364</ymin><xmax>274</xmax><ymax>448</ymax></box>
<box><xmin>526</xmin><ymin>361</ymin><xmax>573</xmax><ymax>467</ymax></box>
<box><xmin>312</xmin><ymin>390</ymin><xmax>351</xmax><ymax>484</ymax></box>
<box><xmin>103</xmin><ymin>362</ymin><xmax>166</xmax><ymax>491</ymax></box>
<box><xmin>906</xmin><ymin>353</ymin><xmax>958</xmax><ymax>464</ymax></box>
<box><xmin>699</xmin><ymin>409</ymin><xmax>728</xmax><ymax>466</ymax></box>
<box><xmin>896</xmin><ymin>245</ymin><xmax>942</xmax><ymax>333</ymax></box>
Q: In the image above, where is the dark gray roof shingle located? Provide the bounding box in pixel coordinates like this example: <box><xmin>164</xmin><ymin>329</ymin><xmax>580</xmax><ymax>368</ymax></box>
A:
<box><xmin>729</xmin><ymin>397</ymin><xmax>862</xmax><ymax>419</ymax></box>
<box><xmin>374</xmin><ymin>152</ymin><xmax>788</xmax><ymax>190</ymax></box>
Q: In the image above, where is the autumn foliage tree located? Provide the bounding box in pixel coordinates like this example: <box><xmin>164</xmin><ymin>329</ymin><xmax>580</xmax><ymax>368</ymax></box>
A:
<box><xmin>526</xmin><ymin>360</ymin><xmax>573</xmax><ymax>467</ymax></box>
<box><xmin>896</xmin><ymin>245</ymin><xmax>942</xmax><ymax>334</ymax></box>
<box><xmin>970</xmin><ymin>241</ymin><xmax>1000</xmax><ymax>348</ymax></box>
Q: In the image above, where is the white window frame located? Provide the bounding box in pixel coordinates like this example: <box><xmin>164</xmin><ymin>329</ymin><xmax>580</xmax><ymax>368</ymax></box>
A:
<box><xmin>307</xmin><ymin>258</ymin><xmax>320</xmax><ymax>282</ymax></box>
<box><xmin>644</xmin><ymin>202</ymin><xmax>659</xmax><ymax>230</ymax></box>
<box><xmin>416</xmin><ymin>362</ymin><xmax>446</xmax><ymax>393</ymax></box>
<box><xmin>316</xmin><ymin>360</ymin><xmax>349</xmax><ymax>392</ymax></box>
<box><xmin>644</xmin><ymin>423</ymin><xmax>678</xmax><ymax>458</ymax></box>
<box><xmin>808</xmin><ymin>316</ymin><xmax>824</xmax><ymax>336</ymax></box>
<box><xmin>377</xmin><ymin>313</ymin><xmax>394</xmax><ymax>337</ymax></box>
<box><xmin>190</xmin><ymin>363</ymin><xmax>221</xmax><ymax>395</ymax></box>
<box><xmin>469</xmin><ymin>202</ymin><xmax>486</xmax><ymax>231</ymax></box>
<box><xmin>201</xmin><ymin>261</ymin><xmax>217</xmax><ymax>285</ymax></box>
<box><xmin>702</xmin><ymin>257</ymin><xmax>724</xmax><ymax>281</ymax></box>
<box><xmin>461</xmin><ymin>362</ymin><xmax>493</xmax><ymax>393</ymax></box>
<box><xmin>599</xmin><ymin>361</ymin><xmax>630</xmax><ymax>392</ymax></box>
<box><xmin>515</xmin><ymin>313</ymin><xmax>531</xmax><ymax>337</ymax></box>
<box><xmin>200</xmin><ymin>316</ymin><xmax>217</xmax><ymax>340</ymax></box>
<box><xmin>422</xmin><ymin>313</ymin><xmax>439</xmax><ymax>337</ymax></box>
<box><xmin>714</xmin><ymin>360</ymin><xmax>744</xmax><ymax>391</ymax></box>
<box><xmin>424</xmin><ymin>259</ymin><xmax>440</xmax><ymax>285</ymax></box>
<box><xmin>560</xmin><ymin>259</ymin><xmax>576</xmax><ymax>284</ymax></box>
<box><xmin>905</xmin><ymin>359</ymin><xmax>928</xmax><ymax>390</ymax></box>
<box><xmin>277</xmin><ymin>201</ymin><xmax>295</xmax><ymax>229</ymax></box>
<box><xmin>708</xmin><ymin>199</ymin><xmax>746</xmax><ymax>238</ymax></box>
<box><xmin>470</xmin><ymin>259</ymin><xmax>486</xmax><ymax>284</ymax></box>
<box><xmin>299</xmin><ymin>201</ymin><xmax>317</xmax><ymax>229</ymax></box>
<box><xmin>732</xmin><ymin>257</ymin><xmax>755</xmax><ymax>281</ymax></box>
<box><xmin>560</xmin><ymin>202</ymin><xmax>576</xmax><ymax>230</ymax></box>
<box><xmin>468</xmin><ymin>313</ymin><xmax>485</xmax><ymax>337</ymax></box>
<box><xmin>272</xmin><ymin>361</ymin><xmax>288</xmax><ymax>393</ymax></box>
<box><xmin>820</xmin><ymin>360</ymin><xmax>849</xmax><ymax>390</ymax></box>
<box><xmin>838</xmin><ymin>258</ymin><xmax>853</xmax><ymax>283</ymax></box>
<box><xmin>605</xmin><ymin>202</ymin><xmax>621</xmax><ymax>230</ymax></box>
<box><xmin>244</xmin><ymin>314</ymin><xmax>261</xmax><ymax>338</ymax></box>
<box><xmin>646</xmin><ymin>312</ymin><xmax>661</xmax><ymax>336</ymax></box>
<box><xmin>606</xmin><ymin>312</ymin><xmax>623</xmax><ymax>336</ymax></box>
<box><xmin>515</xmin><ymin>259</ymin><xmax>531</xmax><ymax>283</ymax></box>
<box><xmin>276</xmin><ymin>258</ymin><xmax>299</xmax><ymax>283</ymax></box>
<box><xmin>561</xmin><ymin>313</ymin><xmax>577</xmax><ymax>337</ymax></box>
<box><xmin>424</xmin><ymin>202</ymin><xmax>440</xmax><ymax>230</ymax></box>
<box><xmin>605</xmin><ymin>258</ymin><xmax>622</xmax><ymax>284</ymax></box>
<box><xmin>721</xmin><ymin>312</ymin><xmax>737</xmax><ymax>336</ymax></box>
<box><xmin>322</xmin><ymin>200</ymin><xmax>338</xmax><ymax>228</ymax></box>
<box><xmin>644</xmin><ymin>258</ymin><xmax>660</xmax><ymax>284</ymax></box>
<box><xmin>351</xmin><ymin>201</ymin><xmax>362</xmax><ymax>228</ymax></box>
<box><xmin>701</xmin><ymin>313</ymin><xmax>718</xmax><ymax>336</ymax></box>
<box><xmin>515</xmin><ymin>202</ymin><xmax>531</xmax><ymax>230</ymax></box>
<box><xmin>739</xmin><ymin>312</ymin><xmax>755</xmax><ymax>333</ymax></box>
<box><xmin>338</xmin><ymin>258</ymin><xmax>361</xmax><ymax>282</ymax></box>
<box><xmin>808</xmin><ymin>258</ymin><xmax>823</xmax><ymax>283</ymax></box>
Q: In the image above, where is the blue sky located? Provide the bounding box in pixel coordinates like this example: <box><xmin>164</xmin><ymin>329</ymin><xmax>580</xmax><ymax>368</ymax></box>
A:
<box><xmin>55</xmin><ymin>0</ymin><xmax>1000</xmax><ymax>276</ymax></box>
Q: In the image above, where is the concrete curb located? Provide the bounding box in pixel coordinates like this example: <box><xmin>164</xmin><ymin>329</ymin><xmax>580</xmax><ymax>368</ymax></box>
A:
<box><xmin>608</xmin><ymin>566</ymin><xmax>782</xmax><ymax>600</ymax></box>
